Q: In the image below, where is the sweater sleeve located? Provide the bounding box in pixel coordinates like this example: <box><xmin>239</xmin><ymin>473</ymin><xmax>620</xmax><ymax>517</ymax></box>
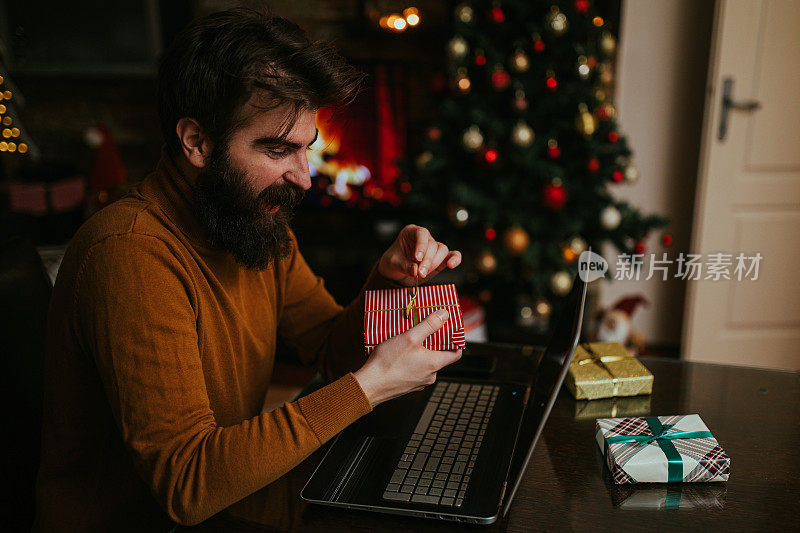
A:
<box><xmin>73</xmin><ymin>234</ymin><xmax>373</xmax><ymax>526</ymax></box>
<box><xmin>276</xmin><ymin>233</ymin><xmax>404</xmax><ymax>380</ymax></box>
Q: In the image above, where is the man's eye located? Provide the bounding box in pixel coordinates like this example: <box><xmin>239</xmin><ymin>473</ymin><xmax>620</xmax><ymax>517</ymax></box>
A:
<box><xmin>267</xmin><ymin>148</ymin><xmax>288</xmax><ymax>158</ymax></box>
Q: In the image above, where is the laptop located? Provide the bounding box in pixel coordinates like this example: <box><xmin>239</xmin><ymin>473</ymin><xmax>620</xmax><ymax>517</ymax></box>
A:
<box><xmin>301</xmin><ymin>271</ymin><xmax>587</xmax><ymax>524</ymax></box>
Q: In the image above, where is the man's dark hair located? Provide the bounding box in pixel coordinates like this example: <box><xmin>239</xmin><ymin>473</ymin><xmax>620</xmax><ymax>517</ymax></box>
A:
<box><xmin>158</xmin><ymin>7</ymin><xmax>365</xmax><ymax>155</ymax></box>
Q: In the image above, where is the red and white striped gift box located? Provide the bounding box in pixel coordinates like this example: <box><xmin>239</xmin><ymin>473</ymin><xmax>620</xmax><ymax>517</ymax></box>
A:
<box><xmin>364</xmin><ymin>284</ymin><xmax>466</xmax><ymax>354</ymax></box>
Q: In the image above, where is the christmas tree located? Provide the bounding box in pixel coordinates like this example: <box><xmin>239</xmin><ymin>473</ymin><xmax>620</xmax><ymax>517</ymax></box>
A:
<box><xmin>402</xmin><ymin>0</ymin><xmax>668</xmax><ymax>331</ymax></box>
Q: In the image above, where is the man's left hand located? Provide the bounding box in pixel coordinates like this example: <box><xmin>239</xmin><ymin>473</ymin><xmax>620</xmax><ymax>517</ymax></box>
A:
<box><xmin>378</xmin><ymin>224</ymin><xmax>461</xmax><ymax>286</ymax></box>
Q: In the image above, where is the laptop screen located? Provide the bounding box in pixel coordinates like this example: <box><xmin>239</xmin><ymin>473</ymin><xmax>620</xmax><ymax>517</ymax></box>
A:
<box><xmin>501</xmin><ymin>271</ymin><xmax>587</xmax><ymax>517</ymax></box>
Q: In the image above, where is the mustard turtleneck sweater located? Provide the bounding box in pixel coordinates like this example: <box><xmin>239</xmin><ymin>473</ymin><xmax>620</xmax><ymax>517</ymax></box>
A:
<box><xmin>34</xmin><ymin>150</ymin><xmax>392</xmax><ymax>530</ymax></box>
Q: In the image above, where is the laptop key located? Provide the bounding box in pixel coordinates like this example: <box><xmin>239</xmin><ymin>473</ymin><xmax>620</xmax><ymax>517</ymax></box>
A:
<box><xmin>453</xmin><ymin>462</ymin><xmax>466</xmax><ymax>474</ymax></box>
<box><xmin>443</xmin><ymin>489</ymin><xmax>458</xmax><ymax>498</ymax></box>
<box><xmin>411</xmin><ymin>494</ymin><xmax>441</xmax><ymax>505</ymax></box>
<box><xmin>390</xmin><ymin>469</ymin><xmax>406</xmax><ymax>484</ymax></box>
<box><xmin>441</xmin><ymin>497</ymin><xmax>455</xmax><ymax>506</ymax></box>
<box><xmin>400</xmin><ymin>484</ymin><xmax>415</xmax><ymax>494</ymax></box>
<box><xmin>386</xmin><ymin>483</ymin><xmax>401</xmax><ymax>493</ymax></box>
<box><xmin>432</xmin><ymin>480</ymin><xmax>445</xmax><ymax>488</ymax></box>
<box><xmin>455</xmin><ymin>498</ymin><xmax>464</xmax><ymax>507</ymax></box>
<box><xmin>383</xmin><ymin>491</ymin><xmax>411</xmax><ymax>502</ymax></box>
<box><xmin>429</xmin><ymin>488</ymin><xmax>443</xmax><ymax>497</ymax></box>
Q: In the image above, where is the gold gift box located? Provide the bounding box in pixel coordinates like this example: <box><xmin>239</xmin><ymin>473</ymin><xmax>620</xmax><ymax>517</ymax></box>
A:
<box><xmin>566</xmin><ymin>342</ymin><xmax>653</xmax><ymax>400</ymax></box>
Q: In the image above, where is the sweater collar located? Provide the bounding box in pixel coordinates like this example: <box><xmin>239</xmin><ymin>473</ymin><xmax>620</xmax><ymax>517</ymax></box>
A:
<box><xmin>140</xmin><ymin>148</ymin><xmax>224</xmax><ymax>254</ymax></box>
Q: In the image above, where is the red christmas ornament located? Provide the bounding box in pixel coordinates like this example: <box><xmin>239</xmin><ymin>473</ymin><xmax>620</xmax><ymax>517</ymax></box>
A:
<box><xmin>533</xmin><ymin>39</ymin><xmax>545</xmax><ymax>53</ymax></box>
<box><xmin>547</xmin><ymin>141</ymin><xmax>561</xmax><ymax>159</ymax></box>
<box><xmin>543</xmin><ymin>181</ymin><xmax>568</xmax><ymax>210</ymax></box>
<box><xmin>513</xmin><ymin>94</ymin><xmax>529</xmax><ymax>110</ymax></box>
<box><xmin>490</xmin><ymin>6</ymin><xmax>505</xmax><ymax>23</ymax></box>
<box><xmin>427</xmin><ymin>126</ymin><xmax>442</xmax><ymax>141</ymax></box>
<box><xmin>491</xmin><ymin>67</ymin><xmax>511</xmax><ymax>90</ymax></box>
<box><xmin>400</xmin><ymin>181</ymin><xmax>412</xmax><ymax>194</ymax></box>
<box><xmin>608</xmin><ymin>131</ymin><xmax>619</xmax><ymax>143</ymax></box>
<box><xmin>484</xmin><ymin>149</ymin><xmax>498</xmax><ymax>163</ymax></box>
<box><xmin>575</xmin><ymin>0</ymin><xmax>591</xmax><ymax>14</ymax></box>
<box><xmin>634</xmin><ymin>241</ymin><xmax>646</xmax><ymax>254</ymax></box>
<box><xmin>595</xmin><ymin>104</ymin><xmax>613</xmax><ymax>120</ymax></box>
<box><xmin>545</xmin><ymin>75</ymin><xmax>558</xmax><ymax>90</ymax></box>
<box><xmin>612</xmin><ymin>170</ymin><xmax>624</xmax><ymax>182</ymax></box>
<box><xmin>474</xmin><ymin>54</ymin><xmax>486</xmax><ymax>66</ymax></box>
<box><xmin>662</xmin><ymin>233</ymin><xmax>673</xmax><ymax>246</ymax></box>
<box><xmin>587</xmin><ymin>158</ymin><xmax>600</xmax><ymax>172</ymax></box>
<box><xmin>587</xmin><ymin>55</ymin><xmax>598</xmax><ymax>68</ymax></box>
<box><xmin>485</xmin><ymin>228</ymin><xmax>497</xmax><ymax>240</ymax></box>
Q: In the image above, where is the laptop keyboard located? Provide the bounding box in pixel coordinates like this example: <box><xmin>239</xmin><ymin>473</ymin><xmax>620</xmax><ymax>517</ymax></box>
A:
<box><xmin>382</xmin><ymin>382</ymin><xmax>498</xmax><ymax>508</ymax></box>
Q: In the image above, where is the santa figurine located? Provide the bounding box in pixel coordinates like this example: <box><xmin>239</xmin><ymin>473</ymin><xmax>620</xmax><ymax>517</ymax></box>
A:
<box><xmin>84</xmin><ymin>125</ymin><xmax>128</xmax><ymax>213</ymax></box>
<box><xmin>596</xmin><ymin>295</ymin><xmax>648</xmax><ymax>353</ymax></box>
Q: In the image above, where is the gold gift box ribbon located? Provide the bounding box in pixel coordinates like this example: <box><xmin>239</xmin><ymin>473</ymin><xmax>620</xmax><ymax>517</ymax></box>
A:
<box><xmin>578</xmin><ymin>343</ymin><xmax>629</xmax><ymax>396</ymax></box>
<box><xmin>366</xmin><ymin>293</ymin><xmax>459</xmax><ymax>327</ymax></box>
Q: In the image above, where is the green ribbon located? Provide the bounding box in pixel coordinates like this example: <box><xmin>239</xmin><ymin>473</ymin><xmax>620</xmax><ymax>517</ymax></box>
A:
<box><xmin>603</xmin><ymin>416</ymin><xmax>713</xmax><ymax>483</ymax></box>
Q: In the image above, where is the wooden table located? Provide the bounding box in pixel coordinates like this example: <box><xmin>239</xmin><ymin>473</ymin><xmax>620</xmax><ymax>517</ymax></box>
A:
<box><xmin>185</xmin><ymin>345</ymin><xmax>800</xmax><ymax>532</ymax></box>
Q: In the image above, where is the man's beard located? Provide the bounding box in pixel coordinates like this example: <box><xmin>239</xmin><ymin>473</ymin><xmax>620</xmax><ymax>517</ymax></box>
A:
<box><xmin>192</xmin><ymin>148</ymin><xmax>305</xmax><ymax>270</ymax></box>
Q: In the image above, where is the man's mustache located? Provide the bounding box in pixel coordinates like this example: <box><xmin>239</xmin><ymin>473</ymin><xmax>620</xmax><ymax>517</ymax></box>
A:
<box><xmin>257</xmin><ymin>182</ymin><xmax>305</xmax><ymax>211</ymax></box>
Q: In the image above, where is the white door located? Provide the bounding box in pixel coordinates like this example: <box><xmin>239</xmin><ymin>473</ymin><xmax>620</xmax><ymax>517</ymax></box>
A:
<box><xmin>683</xmin><ymin>0</ymin><xmax>800</xmax><ymax>370</ymax></box>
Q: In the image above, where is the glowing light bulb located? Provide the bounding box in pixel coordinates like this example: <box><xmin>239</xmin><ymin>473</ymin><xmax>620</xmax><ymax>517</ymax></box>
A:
<box><xmin>18</xmin><ymin>143</ymin><xmax>27</xmax><ymax>153</ymax></box>
<box><xmin>393</xmin><ymin>17</ymin><xmax>407</xmax><ymax>30</ymax></box>
<box><xmin>2</xmin><ymin>128</ymin><xmax>10</xmax><ymax>138</ymax></box>
<box><xmin>2</xmin><ymin>116</ymin><xmax>11</xmax><ymax>125</ymax></box>
<box><xmin>406</xmin><ymin>13</ymin><xmax>419</xmax><ymax>26</ymax></box>
<box><xmin>7</xmin><ymin>142</ymin><xmax>16</xmax><ymax>152</ymax></box>
<box><xmin>0</xmin><ymin>105</ymin><xmax>5</xmax><ymax>113</ymax></box>
<box><xmin>593</xmin><ymin>16</ymin><xmax>604</xmax><ymax>27</ymax></box>
<box><xmin>0</xmin><ymin>142</ymin><xmax>7</xmax><ymax>151</ymax></box>
<box><xmin>11</xmin><ymin>127</ymin><xmax>19</xmax><ymax>137</ymax></box>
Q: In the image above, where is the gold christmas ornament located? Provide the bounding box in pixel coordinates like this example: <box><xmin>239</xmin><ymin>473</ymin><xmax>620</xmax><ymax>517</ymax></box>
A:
<box><xmin>577</xmin><ymin>55</ymin><xmax>591</xmax><ymax>80</ymax></box>
<box><xmin>575</xmin><ymin>103</ymin><xmax>597</xmax><ymax>137</ymax></box>
<box><xmin>503</xmin><ymin>226</ymin><xmax>530</xmax><ymax>256</ymax></box>
<box><xmin>462</xmin><ymin>125</ymin><xmax>484</xmax><ymax>151</ymax></box>
<box><xmin>545</xmin><ymin>5</ymin><xmax>569</xmax><ymax>35</ymax></box>
<box><xmin>448</xmin><ymin>36</ymin><xmax>469</xmax><ymax>60</ymax></box>
<box><xmin>415</xmin><ymin>151</ymin><xmax>433</xmax><ymax>170</ymax></box>
<box><xmin>600</xmin><ymin>206</ymin><xmax>622</xmax><ymax>230</ymax></box>
<box><xmin>594</xmin><ymin>87</ymin><xmax>607</xmax><ymax>103</ymax></box>
<box><xmin>600</xmin><ymin>31</ymin><xmax>617</xmax><ymax>55</ymax></box>
<box><xmin>534</xmin><ymin>297</ymin><xmax>552</xmax><ymax>318</ymax></box>
<box><xmin>599</xmin><ymin>62</ymin><xmax>614</xmax><ymax>85</ymax></box>
<box><xmin>569</xmin><ymin>236</ymin><xmax>587</xmax><ymax>255</ymax></box>
<box><xmin>477</xmin><ymin>250</ymin><xmax>498</xmax><ymax>274</ymax></box>
<box><xmin>625</xmin><ymin>163</ymin><xmax>641</xmax><ymax>183</ymax></box>
<box><xmin>550</xmin><ymin>270</ymin><xmax>573</xmax><ymax>296</ymax></box>
<box><xmin>451</xmin><ymin>206</ymin><xmax>469</xmax><ymax>227</ymax></box>
<box><xmin>455</xmin><ymin>3</ymin><xmax>474</xmax><ymax>23</ymax></box>
<box><xmin>511</xmin><ymin>49</ymin><xmax>530</xmax><ymax>73</ymax></box>
<box><xmin>511</xmin><ymin>121</ymin><xmax>535</xmax><ymax>147</ymax></box>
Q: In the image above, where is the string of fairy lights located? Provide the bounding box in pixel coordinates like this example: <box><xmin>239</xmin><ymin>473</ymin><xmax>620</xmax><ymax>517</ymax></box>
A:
<box><xmin>0</xmin><ymin>75</ymin><xmax>28</xmax><ymax>154</ymax></box>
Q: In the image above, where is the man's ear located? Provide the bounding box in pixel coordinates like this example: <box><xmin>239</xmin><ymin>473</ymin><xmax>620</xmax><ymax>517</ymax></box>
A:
<box><xmin>176</xmin><ymin>118</ymin><xmax>213</xmax><ymax>168</ymax></box>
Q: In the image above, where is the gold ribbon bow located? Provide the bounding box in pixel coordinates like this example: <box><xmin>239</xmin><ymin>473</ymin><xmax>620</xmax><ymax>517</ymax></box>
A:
<box><xmin>578</xmin><ymin>343</ymin><xmax>629</xmax><ymax>396</ymax></box>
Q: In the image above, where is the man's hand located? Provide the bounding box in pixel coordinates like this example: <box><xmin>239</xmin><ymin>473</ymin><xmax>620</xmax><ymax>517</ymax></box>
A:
<box><xmin>378</xmin><ymin>224</ymin><xmax>462</xmax><ymax>286</ymax></box>
<box><xmin>354</xmin><ymin>309</ymin><xmax>462</xmax><ymax>407</ymax></box>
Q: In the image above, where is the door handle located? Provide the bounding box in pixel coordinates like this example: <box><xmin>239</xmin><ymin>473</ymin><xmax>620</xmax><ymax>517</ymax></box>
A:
<box><xmin>718</xmin><ymin>76</ymin><xmax>761</xmax><ymax>141</ymax></box>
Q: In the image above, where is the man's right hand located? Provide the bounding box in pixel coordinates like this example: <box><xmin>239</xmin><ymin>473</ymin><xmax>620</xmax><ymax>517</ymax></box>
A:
<box><xmin>354</xmin><ymin>309</ymin><xmax>462</xmax><ymax>407</ymax></box>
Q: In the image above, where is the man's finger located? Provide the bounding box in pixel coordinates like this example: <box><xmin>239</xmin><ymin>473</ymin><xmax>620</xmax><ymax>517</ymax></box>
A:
<box><xmin>445</xmin><ymin>250</ymin><xmax>462</xmax><ymax>268</ymax></box>
<box><xmin>406</xmin><ymin>309</ymin><xmax>449</xmax><ymax>345</ymax></box>
<box><xmin>428</xmin><ymin>348</ymin><xmax>463</xmax><ymax>370</ymax></box>
<box><xmin>419</xmin><ymin>240</ymin><xmax>438</xmax><ymax>277</ymax></box>
<box><xmin>413</xmin><ymin>226</ymin><xmax>429</xmax><ymax>261</ymax></box>
<box><xmin>427</xmin><ymin>244</ymin><xmax>449</xmax><ymax>276</ymax></box>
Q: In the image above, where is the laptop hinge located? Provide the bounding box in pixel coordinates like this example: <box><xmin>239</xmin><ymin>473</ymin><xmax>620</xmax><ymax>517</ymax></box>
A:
<box><xmin>497</xmin><ymin>481</ymin><xmax>508</xmax><ymax>508</ymax></box>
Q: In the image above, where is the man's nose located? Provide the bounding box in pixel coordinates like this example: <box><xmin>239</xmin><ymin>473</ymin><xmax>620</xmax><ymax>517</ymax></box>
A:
<box><xmin>283</xmin><ymin>151</ymin><xmax>312</xmax><ymax>191</ymax></box>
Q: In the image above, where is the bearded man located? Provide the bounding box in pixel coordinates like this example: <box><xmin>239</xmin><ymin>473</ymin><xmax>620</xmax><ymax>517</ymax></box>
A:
<box><xmin>34</xmin><ymin>9</ymin><xmax>461</xmax><ymax>531</ymax></box>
